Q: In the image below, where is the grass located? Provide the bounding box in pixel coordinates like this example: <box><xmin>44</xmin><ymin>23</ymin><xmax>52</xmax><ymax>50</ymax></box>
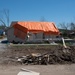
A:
<box><xmin>7</xmin><ymin>44</ymin><xmax>62</xmax><ymax>51</ymax></box>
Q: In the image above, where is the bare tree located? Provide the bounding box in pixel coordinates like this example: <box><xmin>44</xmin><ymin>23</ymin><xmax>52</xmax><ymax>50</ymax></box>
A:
<box><xmin>0</xmin><ymin>9</ymin><xmax>9</xmax><ymax>27</ymax></box>
<box><xmin>59</xmin><ymin>22</ymin><xmax>70</xmax><ymax>30</ymax></box>
<box><xmin>70</xmin><ymin>22</ymin><xmax>75</xmax><ymax>30</ymax></box>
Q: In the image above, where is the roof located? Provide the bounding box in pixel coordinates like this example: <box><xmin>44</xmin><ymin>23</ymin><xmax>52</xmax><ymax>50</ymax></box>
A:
<box><xmin>12</xmin><ymin>21</ymin><xmax>60</xmax><ymax>35</ymax></box>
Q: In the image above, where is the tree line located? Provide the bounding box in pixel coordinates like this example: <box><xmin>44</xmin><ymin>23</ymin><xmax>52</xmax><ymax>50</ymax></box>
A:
<box><xmin>59</xmin><ymin>22</ymin><xmax>75</xmax><ymax>30</ymax></box>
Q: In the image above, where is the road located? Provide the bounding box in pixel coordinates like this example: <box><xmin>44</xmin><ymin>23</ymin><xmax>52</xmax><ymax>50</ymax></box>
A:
<box><xmin>0</xmin><ymin>64</ymin><xmax>75</xmax><ymax>75</ymax></box>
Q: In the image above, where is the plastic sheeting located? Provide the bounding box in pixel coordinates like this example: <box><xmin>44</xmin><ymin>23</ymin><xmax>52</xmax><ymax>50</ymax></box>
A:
<box><xmin>11</xmin><ymin>22</ymin><xmax>60</xmax><ymax>39</ymax></box>
<box><xmin>12</xmin><ymin>22</ymin><xmax>60</xmax><ymax>35</ymax></box>
<box><xmin>14</xmin><ymin>28</ymin><xmax>27</xmax><ymax>39</ymax></box>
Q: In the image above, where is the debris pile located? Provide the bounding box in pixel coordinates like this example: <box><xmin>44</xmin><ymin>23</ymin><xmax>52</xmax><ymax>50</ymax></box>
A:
<box><xmin>5</xmin><ymin>47</ymin><xmax>75</xmax><ymax>65</ymax></box>
<box><xmin>0</xmin><ymin>45</ymin><xmax>75</xmax><ymax>65</ymax></box>
<box><xmin>15</xmin><ymin>48</ymin><xmax>75</xmax><ymax>65</ymax></box>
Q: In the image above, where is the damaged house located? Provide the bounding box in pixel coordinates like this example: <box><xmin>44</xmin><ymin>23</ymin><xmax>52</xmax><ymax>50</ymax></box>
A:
<box><xmin>7</xmin><ymin>21</ymin><xmax>60</xmax><ymax>43</ymax></box>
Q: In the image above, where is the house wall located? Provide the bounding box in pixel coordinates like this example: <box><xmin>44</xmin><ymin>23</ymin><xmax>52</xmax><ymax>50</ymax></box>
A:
<box><xmin>7</xmin><ymin>28</ymin><xmax>44</xmax><ymax>43</ymax></box>
<box><xmin>7</xmin><ymin>27</ymin><xmax>57</xmax><ymax>43</ymax></box>
<box><xmin>44</xmin><ymin>34</ymin><xmax>56</xmax><ymax>39</ymax></box>
<box><xmin>7</xmin><ymin>27</ymin><xmax>15</xmax><ymax>42</ymax></box>
<box><xmin>7</xmin><ymin>27</ymin><xmax>27</xmax><ymax>43</ymax></box>
<box><xmin>27</xmin><ymin>32</ymin><xmax>57</xmax><ymax>42</ymax></box>
<box><xmin>26</xmin><ymin>32</ymin><xmax>43</xmax><ymax>42</ymax></box>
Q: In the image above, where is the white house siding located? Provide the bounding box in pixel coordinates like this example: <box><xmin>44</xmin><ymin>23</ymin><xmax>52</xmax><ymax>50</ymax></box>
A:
<box><xmin>36</xmin><ymin>32</ymin><xmax>43</xmax><ymax>39</ymax></box>
<box><xmin>7</xmin><ymin>27</ymin><xmax>57</xmax><ymax>43</ymax></box>
<box><xmin>7</xmin><ymin>27</ymin><xmax>15</xmax><ymax>42</ymax></box>
<box><xmin>44</xmin><ymin>34</ymin><xmax>57</xmax><ymax>43</ymax></box>
<box><xmin>44</xmin><ymin>34</ymin><xmax>56</xmax><ymax>39</ymax></box>
<box><xmin>27</xmin><ymin>32</ymin><xmax>35</xmax><ymax>42</ymax></box>
<box><xmin>26</xmin><ymin>32</ymin><xmax>43</xmax><ymax>42</ymax></box>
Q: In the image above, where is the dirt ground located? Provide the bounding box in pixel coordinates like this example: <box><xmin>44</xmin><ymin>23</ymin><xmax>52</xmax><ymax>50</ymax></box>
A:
<box><xmin>0</xmin><ymin>64</ymin><xmax>75</xmax><ymax>75</ymax></box>
<box><xmin>0</xmin><ymin>44</ymin><xmax>75</xmax><ymax>75</ymax></box>
<box><xmin>0</xmin><ymin>44</ymin><xmax>75</xmax><ymax>64</ymax></box>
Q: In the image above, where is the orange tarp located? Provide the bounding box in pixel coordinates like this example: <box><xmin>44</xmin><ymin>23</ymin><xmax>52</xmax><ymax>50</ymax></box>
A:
<box><xmin>14</xmin><ymin>28</ymin><xmax>27</xmax><ymax>39</ymax></box>
<box><xmin>11</xmin><ymin>21</ymin><xmax>60</xmax><ymax>39</ymax></box>
<box><xmin>12</xmin><ymin>22</ymin><xmax>60</xmax><ymax>35</ymax></box>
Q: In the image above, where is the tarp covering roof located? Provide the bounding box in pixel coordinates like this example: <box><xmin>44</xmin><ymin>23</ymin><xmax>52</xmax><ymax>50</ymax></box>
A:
<box><xmin>12</xmin><ymin>21</ymin><xmax>60</xmax><ymax>35</ymax></box>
